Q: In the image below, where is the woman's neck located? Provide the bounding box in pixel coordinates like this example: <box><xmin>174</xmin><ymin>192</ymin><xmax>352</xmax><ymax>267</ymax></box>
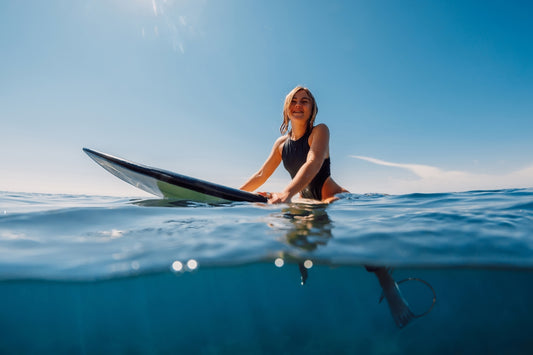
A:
<box><xmin>290</xmin><ymin>121</ymin><xmax>310</xmax><ymax>140</ymax></box>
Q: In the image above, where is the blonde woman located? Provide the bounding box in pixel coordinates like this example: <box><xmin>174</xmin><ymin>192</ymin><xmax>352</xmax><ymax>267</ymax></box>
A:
<box><xmin>241</xmin><ymin>87</ymin><xmax>418</xmax><ymax>327</ymax></box>
<box><xmin>240</xmin><ymin>86</ymin><xmax>347</xmax><ymax>204</ymax></box>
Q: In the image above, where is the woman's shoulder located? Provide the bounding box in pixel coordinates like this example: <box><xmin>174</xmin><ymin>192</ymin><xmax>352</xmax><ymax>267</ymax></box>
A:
<box><xmin>311</xmin><ymin>123</ymin><xmax>330</xmax><ymax>137</ymax></box>
<box><xmin>308</xmin><ymin>124</ymin><xmax>330</xmax><ymax>148</ymax></box>
<box><xmin>275</xmin><ymin>134</ymin><xmax>290</xmax><ymax>145</ymax></box>
<box><xmin>273</xmin><ymin>134</ymin><xmax>289</xmax><ymax>153</ymax></box>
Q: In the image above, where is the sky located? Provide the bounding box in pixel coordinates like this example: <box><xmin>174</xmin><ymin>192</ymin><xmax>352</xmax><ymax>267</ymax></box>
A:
<box><xmin>1</xmin><ymin>0</ymin><xmax>532</xmax><ymax>196</ymax></box>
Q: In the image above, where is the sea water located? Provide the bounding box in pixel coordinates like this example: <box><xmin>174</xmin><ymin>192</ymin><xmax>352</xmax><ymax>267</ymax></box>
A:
<box><xmin>1</xmin><ymin>189</ymin><xmax>532</xmax><ymax>354</ymax></box>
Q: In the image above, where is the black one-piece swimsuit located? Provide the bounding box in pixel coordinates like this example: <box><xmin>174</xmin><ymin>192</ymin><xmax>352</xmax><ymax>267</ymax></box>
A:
<box><xmin>282</xmin><ymin>127</ymin><xmax>331</xmax><ymax>200</ymax></box>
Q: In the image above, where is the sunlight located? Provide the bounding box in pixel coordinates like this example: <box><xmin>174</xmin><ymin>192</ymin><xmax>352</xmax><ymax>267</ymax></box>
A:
<box><xmin>187</xmin><ymin>259</ymin><xmax>198</xmax><ymax>270</ymax></box>
<box><xmin>303</xmin><ymin>260</ymin><xmax>313</xmax><ymax>269</ymax></box>
<box><xmin>108</xmin><ymin>0</ymin><xmax>206</xmax><ymax>54</ymax></box>
<box><xmin>131</xmin><ymin>261</ymin><xmax>140</xmax><ymax>270</ymax></box>
<box><xmin>171</xmin><ymin>260</ymin><xmax>183</xmax><ymax>272</ymax></box>
<box><xmin>1</xmin><ymin>231</ymin><xmax>31</xmax><ymax>241</ymax></box>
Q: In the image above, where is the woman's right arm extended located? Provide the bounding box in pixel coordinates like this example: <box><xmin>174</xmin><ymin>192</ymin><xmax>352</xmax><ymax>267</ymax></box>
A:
<box><xmin>240</xmin><ymin>136</ymin><xmax>286</xmax><ymax>192</ymax></box>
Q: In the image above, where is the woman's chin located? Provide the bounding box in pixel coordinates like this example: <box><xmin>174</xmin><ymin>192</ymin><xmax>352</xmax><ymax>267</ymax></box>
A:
<box><xmin>289</xmin><ymin>116</ymin><xmax>310</xmax><ymax>123</ymax></box>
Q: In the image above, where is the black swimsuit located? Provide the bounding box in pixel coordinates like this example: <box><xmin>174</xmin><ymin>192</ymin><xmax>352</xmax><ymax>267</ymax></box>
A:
<box><xmin>282</xmin><ymin>127</ymin><xmax>331</xmax><ymax>200</ymax></box>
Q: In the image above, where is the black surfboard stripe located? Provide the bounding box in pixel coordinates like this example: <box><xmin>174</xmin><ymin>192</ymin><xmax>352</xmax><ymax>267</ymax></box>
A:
<box><xmin>83</xmin><ymin>148</ymin><xmax>267</xmax><ymax>203</ymax></box>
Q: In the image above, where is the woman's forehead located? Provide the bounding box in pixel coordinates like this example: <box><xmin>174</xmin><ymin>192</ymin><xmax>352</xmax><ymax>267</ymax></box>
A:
<box><xmin>293</xmin><ymin>90</ymin><xmax>311</xmax><ymax>99</ymax></box>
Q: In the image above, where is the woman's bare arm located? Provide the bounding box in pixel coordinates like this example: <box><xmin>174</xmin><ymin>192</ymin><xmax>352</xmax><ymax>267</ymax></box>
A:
<box><xmin>240</xmin><ymin>136</ymin><xmax>286</xmax><ymax>192</ymax></box>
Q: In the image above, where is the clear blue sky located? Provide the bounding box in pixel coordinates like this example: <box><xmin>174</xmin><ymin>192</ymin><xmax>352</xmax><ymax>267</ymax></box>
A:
<box><xmin>1</xmin><ymin>0</ymin><xmax>532</xmax><ymax>196</ymax></box>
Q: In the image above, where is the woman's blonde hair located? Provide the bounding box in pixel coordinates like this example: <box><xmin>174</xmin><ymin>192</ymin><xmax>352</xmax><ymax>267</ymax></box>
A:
<box><xmin>280</xmin><ymin>86</ymin><xmax>318</xmax><ymax>135</ymax></box>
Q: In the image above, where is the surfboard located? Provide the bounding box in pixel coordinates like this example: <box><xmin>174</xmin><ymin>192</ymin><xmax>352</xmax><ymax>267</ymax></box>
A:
<box><xmin>83</xmin><ymin>148</ymin><xmax>267</xmax><ymax>203</ymax></box>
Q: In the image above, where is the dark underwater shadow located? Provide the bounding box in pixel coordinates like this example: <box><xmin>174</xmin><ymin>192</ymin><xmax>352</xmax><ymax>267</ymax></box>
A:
<box><xmin>273</xmin><ymin>202</ymin><xmax>436</xmax><ymax>329</ymax></box>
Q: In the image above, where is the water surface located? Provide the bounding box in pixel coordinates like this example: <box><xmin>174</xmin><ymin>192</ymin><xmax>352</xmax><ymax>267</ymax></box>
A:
<box><xmin>1</xmin><ymin>189</ymin><xmax>532</xmax><ymax>353</ymax></box>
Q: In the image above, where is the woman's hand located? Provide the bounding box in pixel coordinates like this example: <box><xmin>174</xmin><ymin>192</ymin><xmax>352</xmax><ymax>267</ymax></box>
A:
<box><xmin>268</xmin><ymin>192</ymin><xmax>291</xmax><ymax>204</ymax></box>
<box><xmin>257</xmin><ymin>191</ymin><xmax>290</xmax><ymax>204</ymax></box>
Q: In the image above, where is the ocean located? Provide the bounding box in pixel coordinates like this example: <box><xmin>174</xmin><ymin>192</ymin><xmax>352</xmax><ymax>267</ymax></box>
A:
<box><xmin>1</xmin><ymin>189</ymin><xmax>532</xmax><ymax>354</ymax></box>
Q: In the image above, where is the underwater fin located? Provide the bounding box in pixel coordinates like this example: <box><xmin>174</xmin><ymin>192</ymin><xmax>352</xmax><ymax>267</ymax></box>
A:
<box><xmin>383</xmin><ymin>282</ymin><xmax>416</xmax><ymax>328</ymax></box>
<box><xmin>373</xmin><ymin>267</ymin><xmax>416</xmax><ymax>328</ymax></box>
<box><xmin>298</xmin><ymin>263</ymin><xmax>308</xmax><ymax>285</ymax></box>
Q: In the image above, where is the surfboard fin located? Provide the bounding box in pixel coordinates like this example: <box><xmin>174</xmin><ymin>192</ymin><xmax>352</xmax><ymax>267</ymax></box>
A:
<box><xmin>298</xmin><ymin>263</ymin><xmax>308</xmax><ymax>285</ymax></box>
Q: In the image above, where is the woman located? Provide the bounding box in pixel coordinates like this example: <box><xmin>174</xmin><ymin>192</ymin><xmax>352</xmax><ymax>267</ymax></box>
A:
<box><xmin>241</xmin><ymin>88</ymin><xmax>418</xmax><ymax>326</ymax></box>
<box><xmin>240</xmin><ymin>86</ymin><xmax>347</xmax><ymax>204</ymax></box>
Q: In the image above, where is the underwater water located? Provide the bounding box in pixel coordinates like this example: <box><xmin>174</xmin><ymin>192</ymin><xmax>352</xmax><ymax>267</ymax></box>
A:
<box><xmin>1</xmin><ymin>189</ymin><xmax>532</xmax><ymax>354</ymax></box>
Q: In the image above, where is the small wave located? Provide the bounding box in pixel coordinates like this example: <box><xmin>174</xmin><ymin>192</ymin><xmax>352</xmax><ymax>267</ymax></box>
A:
<box><xmin>1</xmin><ymin>189</ymin><xmax>533</xmax><ymax>281</ymax></box>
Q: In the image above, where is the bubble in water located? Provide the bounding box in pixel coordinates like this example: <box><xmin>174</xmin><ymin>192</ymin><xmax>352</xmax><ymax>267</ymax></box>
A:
<box><xmin>171</xmin><ymin>261</ymin><xmax>183</xmax><ymax>272</ymax></box>
<box><xmin>187</xmin><ymin>259</ymin><xmax>198</xmax><ymax>270</ymax></box>
<box><xmin>131</xmin><ymin>261</ymin><xmax>140</xmax><ymax>270</ymax></box>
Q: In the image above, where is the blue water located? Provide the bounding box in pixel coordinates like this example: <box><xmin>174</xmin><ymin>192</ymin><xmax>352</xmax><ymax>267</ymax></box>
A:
<box><xmin>1</xmin><ymin>189</ymin><xmax>533</xmax><ymax>353</ymax></box>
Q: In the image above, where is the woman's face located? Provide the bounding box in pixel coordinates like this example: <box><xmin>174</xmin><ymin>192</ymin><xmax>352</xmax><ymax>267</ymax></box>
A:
<box><xmin>288</xmin><ymin>90</ymin><xmax>313</xmax><ymax>123</ymax></box>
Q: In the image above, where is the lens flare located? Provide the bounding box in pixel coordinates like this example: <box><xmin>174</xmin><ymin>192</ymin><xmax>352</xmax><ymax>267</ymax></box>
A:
<box><xmin>187</xmin><ymin>259</ymin><xmax>198</xmax><ymax>270</ymax></box>
<box><xmin>171</xmin><ymin>261</ymin><xmax>183</xmax><ymax>272</ymax></box>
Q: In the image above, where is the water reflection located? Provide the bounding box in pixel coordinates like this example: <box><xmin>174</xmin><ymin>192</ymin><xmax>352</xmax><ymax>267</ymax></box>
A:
<box><xmin>279</xmin><ymin>204</ymin><xmax>332</xmax><ymax>252</ymax></box>
<box><xmin>274</xmin><ymin>202</ymin><xmax>435</xmax><ymax>328</ymax></box>
<box><xmin>273</xmin><ymin>204</ymin><xmax>331</xmax><ymax>285</ymax></box>
<box><xmin>132</xmin><ymin>198</ymin><xmax>218</xmax><ymax>208</ymax></box>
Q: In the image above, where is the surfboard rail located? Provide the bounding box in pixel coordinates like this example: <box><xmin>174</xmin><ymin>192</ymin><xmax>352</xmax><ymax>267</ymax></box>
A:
<box><xmin>83</xmin><ymin>148</ymin><xmax>267</xmax><ymax>203</ymax></box>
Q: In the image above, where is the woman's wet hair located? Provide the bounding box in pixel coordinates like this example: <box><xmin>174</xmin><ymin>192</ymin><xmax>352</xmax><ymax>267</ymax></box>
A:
<box><xmin>280</xmin><ymin>86</ymin><xmax>318</xmax><ymax>135</ymax></box>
